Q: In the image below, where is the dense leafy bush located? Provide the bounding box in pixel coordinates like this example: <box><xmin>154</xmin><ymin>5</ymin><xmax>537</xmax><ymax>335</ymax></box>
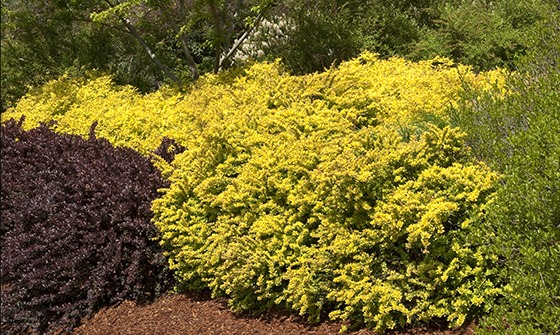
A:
<box><xmin>152</xmin><ymin>104</ymin><xmax>501</xmax><ymax>331</ymax></box>
<box><xmin>1</xmin><ymin>74</ymin><xmax>175</xmax><ymax>155</ymax></box>
<box><xmin>1</xmin><ymin>52</ymin><xmax>503</xmax><ymax>157</ymax></box>
<box><xmin>0</xmin><ymin>118</ymin><xmax>176</xmax><ymax>334</ymax></box>
<box><xmin>407</xmin><ymin>0</ymin><xmax>554</xmax><ymax>71</ymax></box>
<box><xmin>449</xmin><ymin>16</ymin><xmax>560</xmax><ymax>335</ymax></box>
<box><xmin>133</xmin><ymin>54</ymin><xmax>504</xmax><ymax>331</ymax></box>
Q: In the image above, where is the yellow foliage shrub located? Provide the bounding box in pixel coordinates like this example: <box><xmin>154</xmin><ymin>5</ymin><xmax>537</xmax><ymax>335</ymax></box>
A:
<box><xmin>2</xmin><ymin>52</ymin><xmax>505</xmax><ymax>332</ymax></box>
<box><xmin>152</xmin><ymin>123</ymin><xmax>500</xmax><ymax>332</ymax></box>
<box><xmin>2</xmin><ymin>52</ymin><xmax>503</xmax><ymax>156</ymax></box>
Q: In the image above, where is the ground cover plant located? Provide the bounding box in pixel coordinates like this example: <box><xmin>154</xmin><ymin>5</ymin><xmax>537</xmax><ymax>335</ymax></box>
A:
<box><xmin>0</xmin><ymin>118</ymin><xmax>177</xmax><ymax>334</ymax></box>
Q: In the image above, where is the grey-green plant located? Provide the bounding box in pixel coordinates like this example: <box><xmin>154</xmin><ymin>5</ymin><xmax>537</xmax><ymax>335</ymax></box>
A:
<box><xmin>448</xmin><ymin>13</ymin><xmax>560</xmax><ymax>334</ymax></box>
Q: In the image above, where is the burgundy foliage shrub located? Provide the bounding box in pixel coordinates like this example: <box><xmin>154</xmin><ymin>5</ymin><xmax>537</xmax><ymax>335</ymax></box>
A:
<box><xmin>152</xmin><ymin>136</ymin><xmax>186</xmax><ymax>164</ymax></box>
<box><xmin>1</xmin><ymin>117</ymin><xmax>176</xmax><ymax>334</ymax></box>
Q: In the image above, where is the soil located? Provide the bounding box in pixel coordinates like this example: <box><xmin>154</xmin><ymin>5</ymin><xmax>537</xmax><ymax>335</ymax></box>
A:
<box><xmin>70</xmin><ymin>290</ymin><xmax>477</xmax><ymax>335</ymax></box>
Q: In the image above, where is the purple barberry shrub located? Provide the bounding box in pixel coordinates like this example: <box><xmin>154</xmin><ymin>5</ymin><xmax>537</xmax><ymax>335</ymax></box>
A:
<box><xmin>1</xmin><ymin>118</ymin><xmax>176</xmax><ymax>334</ymax></box>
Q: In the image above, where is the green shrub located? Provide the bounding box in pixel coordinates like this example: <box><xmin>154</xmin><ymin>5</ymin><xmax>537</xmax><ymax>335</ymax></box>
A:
<box><xmin>257</xmin><ymin>0</ymin><xmax>555</xmax><ymax>75</ymax></box>
<box><xmin>449</xmin><ymin>15</ymin><xmax>560</xmax><ymax>335</ymax></box>
<box><xmin>408</xmin><ymin>0</ymin><xmax>556</xmax><ymax>72</ymax></box>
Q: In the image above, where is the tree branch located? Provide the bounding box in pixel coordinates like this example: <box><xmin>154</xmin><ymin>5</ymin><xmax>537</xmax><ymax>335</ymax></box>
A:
<box><xmin>120</xmin><ymin>16</ymin><xmax>181</xmax><ymax>84</ymax></box>
<box><xmin>218</xmin><ymin>4</ymin><xmax>270</xmax><ymax>71</ymax></box>
<box><xmin>208</xmin><ymin>0</ymin><xmax>223</xmax><ymax>73</ymax></box>
<box><xmin>157</xmin><ymin>0</ymin><xmax>199</xmax><ymax>81</ymax></box>
<box><xmin>55</xmin><ymin>17</ymin><xmax>131</xmax><ymax>35</ymax></box>
<box><xmin>104</xmin><ymin>0</ymin><xmax>181</xmax><ymax>84</ymax></box>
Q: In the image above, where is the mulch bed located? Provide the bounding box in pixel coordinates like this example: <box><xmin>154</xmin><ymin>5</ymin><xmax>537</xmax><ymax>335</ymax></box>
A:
<box><xmin>72</xmin><ymin>290</ymin><xmax>476</xmax><ymax>335</ymax></box>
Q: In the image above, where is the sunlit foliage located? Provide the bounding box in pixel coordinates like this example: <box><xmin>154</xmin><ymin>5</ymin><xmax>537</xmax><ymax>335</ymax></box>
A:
<box><xmin>2</xmin><ymin>52</ymin><xmax>503</xmax><ymax>155</ymax></box>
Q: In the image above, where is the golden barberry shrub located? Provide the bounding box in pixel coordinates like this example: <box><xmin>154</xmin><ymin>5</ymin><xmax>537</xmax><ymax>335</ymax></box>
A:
<box><xmin>2</xmin><ymin>52</ymin><xmax>503</xmax><ymax>157</ymax></box>
<box><xmin>152</xmin><ymin>123</ymin><xmax>501</xmax><ymax>332</ymax></box>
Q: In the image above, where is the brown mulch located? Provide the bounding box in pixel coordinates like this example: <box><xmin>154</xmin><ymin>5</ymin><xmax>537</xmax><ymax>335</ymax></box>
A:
<box><xmin>72</xmin><ymin>290</ymin><xmax>476</xmax><ymax>335</ymax></box>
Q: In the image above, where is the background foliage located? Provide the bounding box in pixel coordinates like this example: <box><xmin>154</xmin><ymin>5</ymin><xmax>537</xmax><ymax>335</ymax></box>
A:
<box><xmin>406</xmin><ymin>0</ymin><xmax>555</xmax><ymax>71</ymax></box>
<box><xmin>2</xmin><ymin>0</ymin><xmax>555</xmax><ymax>111</ymax></box>
<box><xmin>0</xmin><ymin>0</ymin><xmax>174</xmax><ymax>112</ymax></box>
<box><xmin>236</xmin><ymin>0</ymin><xmax>555</xmax><ymax>74</ymax></box>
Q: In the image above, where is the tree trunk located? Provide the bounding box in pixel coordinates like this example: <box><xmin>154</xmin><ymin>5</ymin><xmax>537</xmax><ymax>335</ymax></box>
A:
<box><xmin>208</xmin><ymin>0</ymin><xmax>223</xmax><ymax>74</ymax></box>
<box><xmin>158</xmin><ymin>0</ymin><xmax>199</xmax><ymax>81</ymax></box>
<box><xmin>120</xmin><ymin>17</ymin><xmax>181</xmax><ymax>84</ymax></box>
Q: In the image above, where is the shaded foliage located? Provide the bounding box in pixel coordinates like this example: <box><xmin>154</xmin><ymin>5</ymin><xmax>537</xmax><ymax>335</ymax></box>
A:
<box><xmin>241</xmin><ymin>0</ymin><xmax>555</xmax><ymax>74</ymax></box>
<box><xmin>0</xmin><ymin>0</ymin><xmax>183</xmax><ymax>112</ymax></box>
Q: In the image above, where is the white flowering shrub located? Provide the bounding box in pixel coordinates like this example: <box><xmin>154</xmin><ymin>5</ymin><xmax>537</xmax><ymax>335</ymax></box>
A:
<box><xmin>233</xmin><ymin>15</ymin><xmax>295</xmax><ymax>63</ymax></box>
